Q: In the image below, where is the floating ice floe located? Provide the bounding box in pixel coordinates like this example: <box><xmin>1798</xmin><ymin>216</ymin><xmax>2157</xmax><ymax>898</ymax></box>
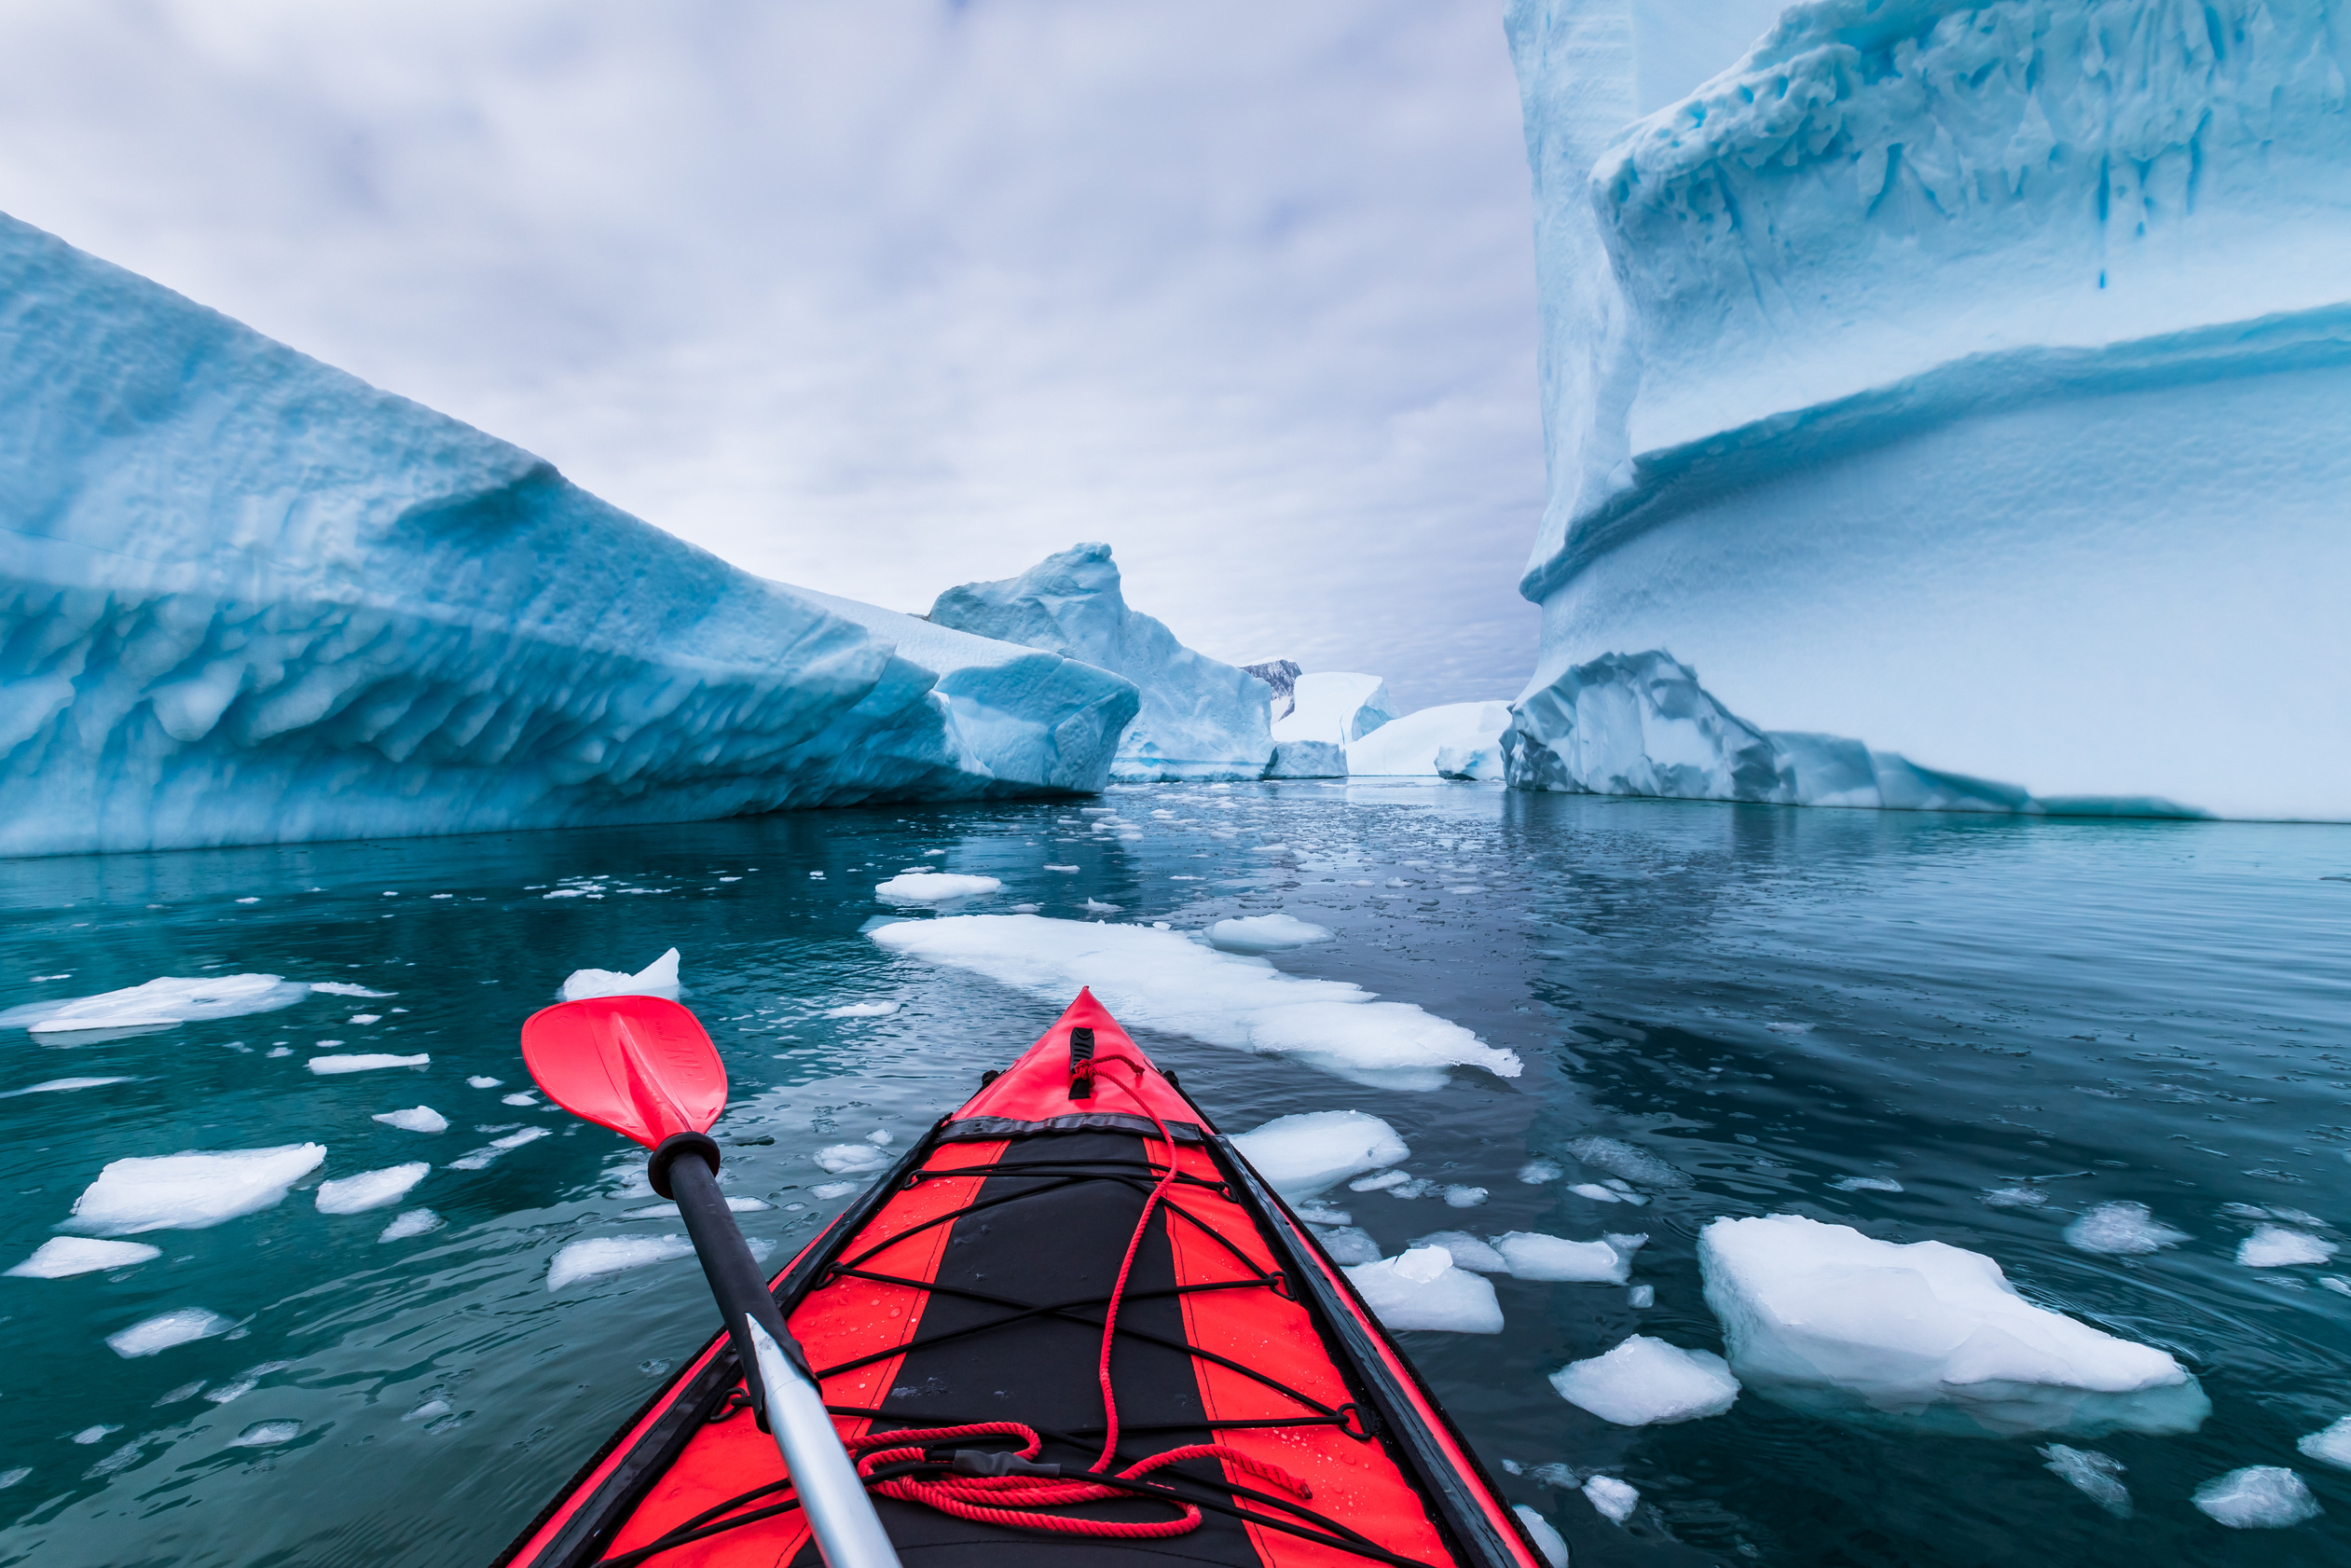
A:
<box><xmin>378</xmin><ymin>1208</ymin><xmax>444</xmax><ymax>1242</ymax></box>
<box><xmin>106</xmin><ymin>1308</ymin><xmax>235</xmax><ymax>1357</ymax></box>
<box><xmin>814</xmin><ymin>1144</ymin><xmax>889</xmax><ymax>1175</ymax></box>
<box><xmin>309</xmin><ymin>983</ymin><xmax>393</xmax><ymax>998</ymax></box>
<box><xmin>372</xmin><ymin>1107</ymin><xmax>447</xmax><ymax>1134</ymax></box>
<box><xmin>559</xmin><ymin>948</ymin><xmax>681</xmax><ymax>1002</ymax></box>
<box><xmin>315</xmin><ymin>1162</ymin><xmax>430</xmax><ymax>1215</ymax></box>
<box><xmin>809</xmin><ymin>1182</ymin><xmax>858</xmax><ymax>1201</ymax></box>
<box><xmin>1204</xmin><ymin>915</ymin><xmax>1334</xmax><ymax>956</ymax></box>
<box><xmin>1511</xmin><ymin>1505</ymin><xmax>1568</xmax><ymax>1568</ymax></box>
<box><xmin>1982</xmin><ymin>1188</ymin><xmax>2049</xmax><ymax>1209</ymax></box>
<box><xmin>1343</xmin><ymin>1246</ymin><xmax>1504</xmax><ymax>1334</ymax></box>
<box><xmin>1441</xmin><ymin>1185</ymin><xmax>1489</xmax><ymax>1209</ymax></box>
<box><xmin>824</xmin><ymin>1000</ymin><xmax>900</xmax><ymax>1019</ymax></box>
<box><xmin>1629</xmin><ymin>1284</ymin><xmax>1655</xmax><ymax>1309</ymax></box>
<box><xmin>2</xmin><ymin>974</ymin><xmax>309</xmax><ymax>1036</ymax></box>
<box><xmin>68</xmin><ymin>1144</ymin><xmax>326</xmax><ymax>1234</ymax></box>
<box><xmin>2238</xmin><ymin>1226</ymin><xmax>2337</xmax><ymax>1268</ymax></box>
<box><xmin>1230</xmin><ymin>1112</ymin><xmax>1409</xmax><ymax>1198</ymax></box>
<box><xmin>451</xmin><ymin>1127</ymin><xmax>549</xmax><ymax>1169</ymax></box>
<box><xmin>467</xmin><ymin>1076</ymin><xmax>502</xmax><ymax>1089</ymax></box>
<box><xmin>0</xmin><ymin>1076</ymin><xmax>132</xmax><ymax>1098</ymax></box>
<box><xmin>309</xmin><ymin>1053</ymin><xmax>429</xmax><ymax>1075</ymax></box>
<box><xmin>502</xmin><ymin>1093</ymin><xmax>539</xmax><ymax>1107</ymax></box>
<box><xmin>1517</xmin><ymin>1160</ymin><xmax>1561</xmax><ymax>1185</ymax></box>
<box><xmin>2064</xmin><ymin>1202</ymin><xmax>2189</xmax><ymax>1256</ymax></box>
<box><xmin>1549</xmin><ymin>1335</ymin><xmax>1739</xmax><ymax>1425</ymax></box>
<box><xmin>1701</xmin><ymin>1215</ymin><xmax>2208</xmax><ymax>1437</ymax></box>
<box><xmin>7</xmin><ymin>1238</ymin><xmax>160</xmax><ymax>1278</ymax></box>
<box><xmin>1313</xmin><ymin>1226</ymin><xmax>1382</xmax><ymax>1265</ymax></box>
<box><xmin>874</xmin><ymin>873</ymin><xmax>1002</xmax><ymax>904</ymax></box>
<box><xmin>625</xmin><ymin>1197</ymin><xmax>769</xmax><ymax>1219</ymax></box>
<box><xmin>1583</xmin><ymin>1474</ymin><xmax>1639</xmax><ymax>1524</ymax></box>
<box><xmin>1495</xmin><ymin>1231</ymin><xmax>1641</xmax><ymax>1285</ymax></box>
<box><xmin>870</xmin><ymin>915</ymin><xmax>1519</xmax><ymax>1091</ymax></box>
<box><xmin>2040</xmin><ymin>1445</ymin><xmax>2132</xmax><ymax>1517</ymax></box>
<box><xmin>229</xmin><ymin>1421</ymin><xmax>302</xmax><ymax>1448</ymax></box>
<box><xmin>1832</xmin><ymin>1176</ymin><xmax>1904</xmax><ymax>1193</ymax></box>
<box><xmin>1564</xmin><ymin>1136</ymin><xmax>1687</xmax><ymax>1189</ymax></box>
<box><xmin>2298</xmin><ymin>1415</ymin><xmax>2351</xmax><ymax>1471</ymax></box>
<box><xmin>1344</xmin><ymin>702</ymin><xmax>1511</xmax><ymax>780</ymax></box>
<box><xmin>2193</xmin><ymin>1466</ymin><xmax>2321</xmax><ymax>1529</ymax></box>
<box><xmin>1407</xmin><ymin>1231</ymin><xmax>1506</xmax><ymax>1272</ymax></box>
<box><xmin>547</xmin><ymin>1234</ymin><xmax>772</xmax><ymax>1292</ymax></box>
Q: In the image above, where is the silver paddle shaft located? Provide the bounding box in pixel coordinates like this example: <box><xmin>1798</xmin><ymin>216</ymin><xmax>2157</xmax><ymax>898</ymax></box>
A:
<box><xmin>746</xmin><ymin>1319</ymin><xmax>904</xmax><ymax>1568</ymax></box>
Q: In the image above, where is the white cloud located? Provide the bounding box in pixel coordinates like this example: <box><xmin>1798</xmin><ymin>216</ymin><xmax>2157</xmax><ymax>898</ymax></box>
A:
<box><xmin>0</xmin><ymin>0</ymin><xmax>1541</xmax><ymax>708</ymax></box>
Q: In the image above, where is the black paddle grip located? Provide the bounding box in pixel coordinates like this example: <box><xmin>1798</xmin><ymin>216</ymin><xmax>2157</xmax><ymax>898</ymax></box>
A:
<box><xmin>649</xmin><ymin>1132</ymin><xmax>815</xmax><ymax>1432</ymax></box>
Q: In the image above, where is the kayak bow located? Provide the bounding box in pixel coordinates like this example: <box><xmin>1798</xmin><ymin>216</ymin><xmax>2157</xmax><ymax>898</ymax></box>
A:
<box><xmin>501</xmin><ymin>988</ymin><xmax>1547</xmax><ymax>1568</ymax></box>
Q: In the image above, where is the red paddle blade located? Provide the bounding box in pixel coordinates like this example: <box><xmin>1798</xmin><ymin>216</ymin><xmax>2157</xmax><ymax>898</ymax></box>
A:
<box><xmin>520</xmin><ymin>996</ymin><xmax>728</xmax><ymax>1148</ymax></box>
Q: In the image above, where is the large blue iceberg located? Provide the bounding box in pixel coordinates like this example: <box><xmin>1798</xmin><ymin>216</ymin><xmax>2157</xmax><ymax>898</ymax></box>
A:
<box><xmin>1503</xmin><ymin>0</ymin><xmax>2351</xmax><ymax>820</ymax></box>
<box><xmin>0</xmin><ymin>214</ymin><xmax>1138</xmax><ymax>856</ymax></box>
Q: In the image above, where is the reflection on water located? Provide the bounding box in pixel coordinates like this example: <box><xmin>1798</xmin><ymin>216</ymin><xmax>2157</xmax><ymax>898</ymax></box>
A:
<box><xmin>1</xmin><ymin>783</ymin><xmax>2345</xmax><ymax>1565</ymax></box>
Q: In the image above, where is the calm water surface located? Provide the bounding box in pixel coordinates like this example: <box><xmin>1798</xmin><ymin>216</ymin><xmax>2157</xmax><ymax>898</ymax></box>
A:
<box><xmin>2</xmin><ymin>784</ymin><xmax>2346</xmax><ymax>1567</ymax></box>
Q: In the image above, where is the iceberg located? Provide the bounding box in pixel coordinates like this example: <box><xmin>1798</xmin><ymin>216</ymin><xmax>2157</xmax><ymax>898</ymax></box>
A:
<box><xmin>0</xmin><ymin>213</ymin><xmax>1137</xmax><ymax>858</ymax></box>
<box><xmin>1699</xmin><ymin>1215</ymin><xmax>2209</xmax><ymax>1437</ymax></box>
<box><xmin>1345</xmin><ymin>703</ymin><xmax>1513</xmax><ymax>779</ymax></box>
<box><xmin>928</xmin><ymin>543</ymin><xmax>1273</xmax><ymax>781</ymax></box>
<box><xmin>1503</xmin><ymin>0</ymin><xmax>2351</xmax><ymax>820</ymax></box>
<box><xmin>1262</xmin><ymin>672</ymin><xmax>1398</xmax><ymax>778</ymax></box>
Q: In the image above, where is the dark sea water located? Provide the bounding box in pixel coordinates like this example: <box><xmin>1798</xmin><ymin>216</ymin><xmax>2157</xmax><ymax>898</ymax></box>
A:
<box><xmin>2</xmin><ymin>783</ymin><xmax>2346</xmax><ymax>1567</ymax></box>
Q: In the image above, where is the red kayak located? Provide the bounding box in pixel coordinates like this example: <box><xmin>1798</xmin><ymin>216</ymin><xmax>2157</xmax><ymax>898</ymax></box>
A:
<box><xmin>499</xmin><ymin>989</ymin><xmax>1547</xmax><ymax>1568</ymax></box>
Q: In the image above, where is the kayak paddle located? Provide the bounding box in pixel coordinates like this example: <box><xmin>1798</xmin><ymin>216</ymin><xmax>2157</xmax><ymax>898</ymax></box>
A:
<box><xmin>521</xmin><ymin>995</ymin><xmax>902</xmax><ymax>1568</ymax></box>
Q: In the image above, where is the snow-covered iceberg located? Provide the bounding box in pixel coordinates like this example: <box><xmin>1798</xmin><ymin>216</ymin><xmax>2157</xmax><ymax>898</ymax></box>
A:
<box><xmin>1260</xmin><ymin>671</ymin><xmax>1398</xmax><ymax>778</ymax></box>
<box><xmin>928</xmin><ymin>543</ymin><xmax>1273</xmax><ymax>781</ymax></box>
<box><xmin>1699</xmin><ymin>1215</ymin><xmax>2210</xmax><ymax>1437</ymax></box>
<box><xmin>0</xmin><ymin>213</ymin><xmax>1136</xmax><ymax>857</ymax></box>
<box><xmin>1503</xmin><ymin>0</ymin><xmax>2351</xmax><ymax>820</ymax></box>
<box><xmin>1346</xmin><ymin>702</ymin><xmax>1511</xmax><ymax>779</ymax></box>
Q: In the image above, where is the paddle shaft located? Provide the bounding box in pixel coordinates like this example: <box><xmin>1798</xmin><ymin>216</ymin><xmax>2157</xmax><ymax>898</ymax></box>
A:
<box><xmin>660</xmin><ymin>1142</ymin><xmax>904</xmax><ymax>1568</ymax></box>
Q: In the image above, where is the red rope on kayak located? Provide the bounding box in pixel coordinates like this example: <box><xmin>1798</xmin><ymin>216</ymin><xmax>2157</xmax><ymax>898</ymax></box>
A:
<box><xmin>832</xmin><ymin>1044</ymin><xmax>1311</xmax><ymax>1539</ymax></box>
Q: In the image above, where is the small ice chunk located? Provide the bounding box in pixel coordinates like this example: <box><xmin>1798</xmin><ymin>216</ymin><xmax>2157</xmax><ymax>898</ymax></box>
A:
<box><xmin>1629</xmin><ymin>1284</ymin><xmax>1656</xmax><ymax>1308</ymax></box>
<box><xmin>1343</xmin><ymin>1246</ymin><xmax>1504</xmax><ymax>1333</ymax></box>
<box><xmin>1549</xmin><ymin>1335</ymin><xmax>1739</xmax><ymax>1425</ymax></box>
<box><xmin>349</xmin><ymin>1013</ymin><xmax>381</xmax><ymax>1025</ymax></box>
<box><xmin>501</xmin><ymin>1092</ymin><xmax>538</xmax><ymax>1107</ymax></box>
<box><xmin>824</xmin><ymin>1001</ymin><xmax>900</xmax><ymax>1018</ymax></box>
<box><xmin>228</xmin><ymin>1421</ymin><xmax>302</xmax><ymax>1447</ymax></box>
<box><xmin>0</xmin><ymin>1076</ymin><xmax>132</xmax><ymax>1098</ymax></box>
<box><xmin>1832</xmin><ymin>1176</ymin><xmax>1904</xmax><ymax>1192</ymax></box>
<box><xmin>12</xmin><ymin>973</ymin><xmax>308</xmax><ymax>1035</ymax></box>
<box><xmin>316</xmin><ymin>1162</ymin><xmax>430</xmax><ymax>1214</ymax></box>
<box><xmin>2192</xmin><ymin>1466</ymin><xmax>2321</xmax><ymax>1529</ymax></box>
<box><xmin>447</xmin><ymin>1126</ymin><xmax>549</xmax><ymax>1169</ymax></box>
<box><xmin>378</xmin><ymin>1208</ymin><xmax>444</xmax><ymax>1242</ymax></box>
<box><xmin>874</xmin><ymin>873</ymin><xmax>1002</xmax><ymax>904</ymax></box>
<box><xmin>1350</xmin><ymin>1169</ymin><xmax>1412</xmax><ymax>1193</ymax></box>
<box><xmin>1043</xmin><ymin>864</ymin><xmax>1079</xmax><ymax>873</ymax></box>
<box><xmin>309</xmin><ymin>983</ymin><xmax>393</xmax><ymax>997</ymax></box>
<box><xmin>1313</xmin><ymin>1225</ymin><xmax>1382</xmax><ymax>1265</ymax></box>
<box><xmin>548</xmin><ymin>1234</ymin><xmax>766</xmax><ymax>1291</ymax></box>
<box><xmin>559</xmin><ymin>948</ymin><xmax>682</xmax><ymax>1002</ymax></box>
<box><xmin>815</xmin><ymin>1144</ymin><xmax>888</xmax><ymax>1175</ymax></box>
<box><xmin>7</xmin><ymin>1238</ymin><xmax>161</xmax><ymax>1278</ymax></box>
<box><xmin>373</xmin><ymin>1107</ymin><xmax>447</xmax><ymax>1134</ymax></box>
<box><xmin>2298</xmin><ymin>1415</ymin><xmax>2351</xmax><ymax>1471</ymax></box>
<box><xmin>1564</xmin><ymin>1135</ymin><xmax>1688</xmax><ymax>1189</ymax></box>
<box><xmin>2238</xmin><ymin>1226</ymin><xmax>2337</xmax><ymax>1268</ymax></box>
<box><xmin>2324</xmin><ymin>1276</ymin><xmax>2351</xmax><ymax>1297</ymax></box>
<box><xmin>1568</xmin><ymin>1182</ymin><xmax>1621</xmax><ymax>1203</ymax></box>
<box><xmin>1495</xmin><ymin>1231</ymin><xmax>1632</xmax><ymax>1285</ymax></box>
<box><xmin>1517</xmin><ymin>1160</ymin><xmax>1562</xmax><ymax>1185</ymax></box>
<box><xmin>309</xmin><ymin>1053</ymin><xmax>430</xmax><ymax>1074</ymax></box>
<box><xmin>72</xmin><ymin>1424</ymin><xmax>119</xmax><ymax>1444</ymax></box>
<box><xmin>205</xmin><ymin>1362</ymin><xmax>292</xmax><ymax>1404</ymax></box>
<box><xmin>809</xmin><ymin>1182</ymin><xmax>858</xmax><ymax>1200</ymax></box>
<box><xmin>1442</xmin><ymin>1185</ymin><xmax>1489</xmax><ymax>1208</ymax></box>
<box><xmin>2040</xmin><ymin>1445</ymin><xmax>2132</xmax><ymax>1516</ymax></box>
<box><xmin>1982</xmin><ymin>1187</ymin><xmax>2049</xmax><ymax>1208</ymax></box>
<box><xmin>866</xmin><ymin>1130</ymin><xmax>892</xmax><ymax>1146</ymax></box>
<box><xmin>2065</xmin><ymin>1202</ymin><xmax>2190</xmax><ymax>1255</ymax></box>
<box><xmin>1511</xmin><ymin>1506</ymin><xmax>1569</xmax><ymax>1568</ymax></box>
<box><xmin>107</xmin><ymin>1308</ymin><xmax>235</xmax><ymax>1357</ymax></box>
<box><xmin>1701</xmin><ymin>1214</ymin><xmax>2209</xmax><ymax>1437</ymax></box>
<box><xmin>1233</xmin><ymin>1112</ymin><xmax>1409</xmax><ymax>1198</ymax></box>
<box><xmin>1583</xmin><ymin>1474</ymin><xmax>1640</xmax><ymax>1524</ymax></box>
<box><xmin>1082</xmin><ymin>900</ymin><xmax>1123</xmax><ymax>915</ymax></box>
<box><xmin>69</xmin><ymin>1145</ymin><xmax>326</xmax><ymax>1233</ymax></box>
<box><xmin>1409</xmin><ymin>1231</ymin><xmax>1508</xmax><ymax>1272</ymax></box>
<box><xmin>0</xmin><ymin>1467</ymin><xmax>27</xmax><ymax>1489</ymax></box>
<box><xmin>405</xmin><ymin>1398</ymin><xmax>452</xmax><ymax>1422</ymax></box>
<box><xmin>1204</xmin><ymin>914</ymin><xmax>1334</xmax><ymax>955</ymax></box>
<box><xmin>624</xmin><ymin>1197</ymin><xmax>770</xmax><ymax>1218</ymax></box>
<box><xmin>467</xmin><ymin>1076</ymin><xmax>502</xmax><ymax>1089</ymax></box>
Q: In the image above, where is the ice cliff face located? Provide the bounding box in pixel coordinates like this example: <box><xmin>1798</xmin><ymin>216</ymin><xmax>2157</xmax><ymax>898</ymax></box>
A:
<box><xmin>0</xmin><ymin>213</ymin><xmax>1136</xmax><ymax>856</ymax></box>
<box><xmin>1504</xmin><ymin>0</ymin><xmax>2351</xmax><ymax>819</ymax></box>
<box><xmin>929</xmin><ymin>543</ymin><xmax>1274</xmax><ymax>781</ymax></box>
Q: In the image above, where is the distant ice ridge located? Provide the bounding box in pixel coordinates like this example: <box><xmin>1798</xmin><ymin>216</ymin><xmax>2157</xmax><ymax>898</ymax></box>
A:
<box><xmin>1263</xmin><ymin>673</ymin><xmax>1397</xmax><ymax>778</ymax></box>
<box><xmin>0</xmin><ymin>213</ymin><xmax>1138</xmax><ymax>858</ymax></box>
<box><xmin>1346</xmin><ymin>703</ymin><xmax>1512</xmax><ymax>780</ymax></box>
<box><xmin>1700</xmin><ymin>1215</ymin><xmax>2208</xmax><ymax>1437</ymax></box>
<box><xmin>1503</xmin><ymin>1</ymin><xmax>2351</xmax><ymax>820</ymax></box>
<box><xmin>869</xmin><ymin>915</ymin><xmax>1521</xmax><ymax>1091</ymax></box>
<box><xmin>928</xmin><ymin>543</ymin><xmax>1272</xmax><ymax>782</ymax></box>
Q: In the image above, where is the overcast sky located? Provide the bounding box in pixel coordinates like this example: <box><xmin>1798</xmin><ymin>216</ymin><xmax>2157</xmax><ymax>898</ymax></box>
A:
<box><xmin>0</xmin><ymin>1</ymin><xmax>1543</xmax><ymax>710</ymax></box>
